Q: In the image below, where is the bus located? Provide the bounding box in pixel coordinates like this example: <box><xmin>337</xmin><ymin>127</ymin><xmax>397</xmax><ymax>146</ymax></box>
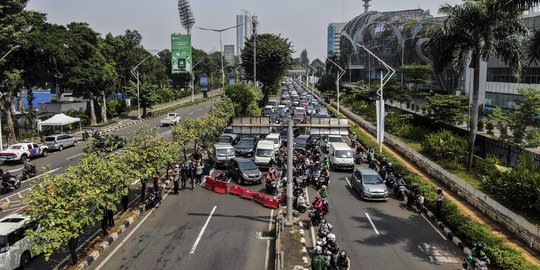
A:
<box><xmin>0</xmin><ymin>214</ymin><xmax>38</xmax><ymax>269</ymax></box>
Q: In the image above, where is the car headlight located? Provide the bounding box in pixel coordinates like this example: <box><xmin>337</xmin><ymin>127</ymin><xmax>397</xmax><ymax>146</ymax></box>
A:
<box><xmin>383</xmin><ymin>190</ymin><xmax>389</xmax><ymax>194</ymax></box>
<box><xmin>243</xmin><ymin>173</ymin><xmax>250</xmax><ymax>178</ymax></box>
<box><xmin>363</xmin><ymin>188</ymin><xmax>371</xmax><ymax>195</ymax></box>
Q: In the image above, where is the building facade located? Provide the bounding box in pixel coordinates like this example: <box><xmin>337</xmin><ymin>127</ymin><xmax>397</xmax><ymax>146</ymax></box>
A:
<box><xmin>327</xmin><ymin>22</ymin><xmax>347</xmax><ymax>58</ymax></box>
<box><xmin>236</xmin><ymin>11</ymin><xmax>254</xmax><ymax>56</ymax></box>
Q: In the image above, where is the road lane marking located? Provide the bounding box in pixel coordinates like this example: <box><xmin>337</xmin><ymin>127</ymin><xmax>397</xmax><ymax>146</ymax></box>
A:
<box><xmin>197</xmin><ymin>107</ymin><xmax>203</xmax><ymax>112</ymax></box>
<box><xmin>190</xmin><ymin>205</ymin><xmax>218</xmax><ymax>254</ymax></box>
<box><xmin>365</xmin><ymin>212</ymin><xmax>380</xmax><ymax>235</ymax></box>
<box><xmin>95</xmin><ymin>189</ymin><xmax>173</xmax><ymax>270</ymax></box>
<box><xmin>420</xmin><ymin>213</ymin><xmax>447</xmax><ymax>240</ymax></box>
<box><xmin>8</xmin><ymin>167</ymin><xmax>23</xmax><ymax>173</ymax></box>
<box><xmin>188</xmin><ymin>111</ymin><xmax>194</xmax><ymax>116</ymax></box>
<box><xmin>345</xmin><ymin>177</ymin><xmax>351</xmax><ymax>188</ymax></box>
<box><xmin>65</xmin><ymin>153</ymin><xmax>84</xmax><ymax>160</ymax></box>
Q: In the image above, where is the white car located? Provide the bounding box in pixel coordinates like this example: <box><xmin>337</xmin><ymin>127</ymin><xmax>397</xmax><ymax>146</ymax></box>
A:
<box><xmin>0</xmin><ymin>214</ymin><xmax>39</xmax><ymax>270</ymax></box>
<box><xmin>0</xmin><ymin>143</ymin><xmax>48</xmax><ymax>163</ymax></box>
<box><xmin>160</xmin><ymin>113</ymin><xmax>181</xmax><ymax>126</ymax></box>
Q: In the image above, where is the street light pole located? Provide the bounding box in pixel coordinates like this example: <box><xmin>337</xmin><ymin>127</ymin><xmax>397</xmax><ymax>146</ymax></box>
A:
<box><xmin>357</xmin><ymin>44</ymin><xmax>395</xmax><ymax>153</ymax></box>
<box><xmin>0</xmin><ymin>45</ymin><xmax>21</xmax><ymax>151</ymax></box>
<box><xmin>327</xmin><ymin>59</ymin><xmax>346</xmax><ymax>113</ymax></box>
<box><xmin>189</xmin><ymin>60</ymin><xmax>203</xmax><ymax>102</ymax></box>
<box><xmin>131</xmin><ymin>54</ymin><xmax>153</xmax><ymax>120</ymax></box>
<box><xmin>253</xmin><ymin>16</ymin><xmax>258</xmax><ymax>88</ymax></box>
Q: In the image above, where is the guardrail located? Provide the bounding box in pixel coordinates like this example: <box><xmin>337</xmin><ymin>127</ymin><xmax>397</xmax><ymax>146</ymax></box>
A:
<box><xmin>303</xmin><ymin>84</ymin><xmax>540</xmax><ymax>253</ymax></box>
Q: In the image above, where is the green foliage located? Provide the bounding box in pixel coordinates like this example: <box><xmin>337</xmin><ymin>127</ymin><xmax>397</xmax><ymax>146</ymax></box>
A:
<box><xmin>477</xmin><ymin>119</ymin><xmax>485</xmax><ymax>131</ymax></box>
<box><xmin>106</xmin><ymin>99</ymin><xmax>126</xmax><ymax>118</ymax></box>
<box><xmin>224</xmin><ymin>83</ymin><xmax>262</xmax><ymax>116</ymax></box>
<box><xmin>401</xmin><ymin>64</ymin><xmax>433</xmax><ymax>86</ymax></box>
<box><xmin>424</xmin><ymin>94</ymin><xmax>469</xmax><ymax>124</ymax></box>
<box><xmin>316</xmin><ymin>73</ymin><xmax>337</xmax><ymax>94</ymax></box>
<box><xmin>385</xmin><ymin>109</ymin><xmax>413</xmax><ymax>137</ymax></box>
<box><xmin>241</xmin><ymin>33</ymin><xmax>293</xmax><ymax>101</ymax></box>
<box><xmin>422</xmin><ymin>130</ymin><xmax>468</xmax><ymax>169</ymax></box>
<box><xmin>64</xmin><ymin>109</ymin><xmax>90</xmax><ymax>126</ymax></box>
<box><xmin>486</xmin><ymin>122</ymin><xmax>495</xmax><ymax>131</ymax></box>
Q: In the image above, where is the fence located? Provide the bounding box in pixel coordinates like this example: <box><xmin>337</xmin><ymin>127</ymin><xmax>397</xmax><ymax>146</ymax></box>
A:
<box><xmin>395</xmin><ymin>105</ymin><xmax>540</xmax><ymax>169</ymax></box>
<box><xmin>335</xmin><ymin>100</ymin><xmax>540</xmax><ymax>253</ymax></box>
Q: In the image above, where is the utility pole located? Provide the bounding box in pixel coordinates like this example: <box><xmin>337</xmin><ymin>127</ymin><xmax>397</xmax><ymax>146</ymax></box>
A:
<box><xmin>286</xmin><ymin>116</ymin><xmax>294</xmax><ymax>221</ymax></box>
<box><xmin>253</xmin><ymin>16</ymin><xmax>258</xmax><ymax>88</ymax></box>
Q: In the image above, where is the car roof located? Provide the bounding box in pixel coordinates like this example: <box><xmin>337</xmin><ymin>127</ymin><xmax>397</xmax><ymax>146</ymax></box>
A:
<box><xmin>296</xmin><ymin>134</ymin><xmax>310</xmax><ymax>139</ymax></box>
<box><xmin>257</xmin><ymin>140</ymin><xmax>274</xmax><ymax>146</ymax></box>
<box><xmin>356</xmin><ymin>168</ymin><xmax>379</xmax><ymax>176</ymax></box>
<box><xmin>328</xmin><ymin>134</ymin><xmax>342</xmax><ymax>138</ymax></box>
<box><xmin>0</xmin><ymin>214</ymin><xmax>29</xmax><ymax>235</ymax></box>
<box><xmin>332</xmin><ymin>142</ymin><xmax>351</xmax><ymax>150</ymax></box>
<box><xmin>47</xmin><ymin>134</ymin><xmax>68</xmax><ymax>137</ymax></box>
<box><xmin>266</xmin><ymin>133</ymin><xmax>280</xmax><ymax>138</ymax></box>
<box><xmin>215</xmin><ymin>143</ymin><xmax>233</xmax><ymax>148</ymax></box>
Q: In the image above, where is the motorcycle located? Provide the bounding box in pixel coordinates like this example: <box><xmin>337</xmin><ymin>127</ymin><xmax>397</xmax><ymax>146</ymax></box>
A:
<box><xmin>393</xmin><ymin>181</ymin><xmax>407</xmax><ymax>201</ymax></box>
<box><xmin>146</xmin><ymin>187</ymin><xmax>161</xmax><ymax>209</ymax></box>
<box><xmin>17</xmin><ymin>164</ymin><xmax>37</xmax><ymax>181</ymax></box>
<box><xmin>463</xmin><ymin>258</ymin><xmax>489</xmax><ymax>270</ymax></box>
<box><xmin>82</xmin><ymin>130</ymin><xmax>89</xmax><ymax>141</ymax></box>
<box><xmin>354</xmin><ymin>152</ymin><xmax>364</xmax><ymax>164</ymax></box>
<box><xmin>307</xmin><ymin>208</ymin><xmax>322</xmax><ymax>228</ymax></box>
<box><xmin>265</xmin><ymin>181</ymin><xmax>278</xmax><ymax>196</ymax></box>
<box><xmin>0</xmin><ymin>176</ymin><xmax>21</xmax><ymax>194</ymax></box>
<box><xmin>294</xmin><ymin>195</ymin><xmax>307</xmax><ymax>213</ymax></box>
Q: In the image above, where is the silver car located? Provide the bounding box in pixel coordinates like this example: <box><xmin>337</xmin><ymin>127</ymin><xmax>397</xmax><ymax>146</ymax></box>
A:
<box><xmin>351</xmin><ymin>168</ymin><xmax>388</xmax><ymax>201</ymax></box>
<box><xmin>44</xmin><ymin>134</ymin><xmax>77</xmax><ymax>151</ymax></box>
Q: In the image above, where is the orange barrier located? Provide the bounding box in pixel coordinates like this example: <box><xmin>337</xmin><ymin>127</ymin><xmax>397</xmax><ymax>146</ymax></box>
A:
<box><xmin>263</xmin><ymin>198</ymin><xmax>280</xmax><ymax>209</ymax></box>
<box><xmin>229</xmin><ymin>185</ymin><xmax>243</xmax><ymax>196</ymax></box>
<box><xmin>213</xmin><ymin>180</ymin><xmax>228</xmax><ymax>194</ymax></box>
<box><xmin>254</xmin><ymin>192</ymin><xmax>269</xmax><ymax>205</ymax></box>
<box><xmin>204</xmin><ymin>177</ymin><xmax>215</xmax><ymax>191</ymax></box>
<box><xmin>241</xmin><ymin>189</ymin><xmax>255</xmax><ymax>200</ymax></box>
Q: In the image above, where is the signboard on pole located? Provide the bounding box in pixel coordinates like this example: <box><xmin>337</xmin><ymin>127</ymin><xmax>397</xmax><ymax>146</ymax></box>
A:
<box><xmin>171</xmin><ymin>34</ymin><xmax>192</xmax><ymax>74</ymax></box>
<box><xmin>200</xmin><ymin>74</ymin><xmax>209</xmax><ymax>98</ymax></box>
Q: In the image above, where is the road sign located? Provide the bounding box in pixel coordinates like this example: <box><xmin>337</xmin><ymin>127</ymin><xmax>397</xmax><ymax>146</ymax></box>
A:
<box><xmin>171</xmin><ymin>34</ymin><xmax>192</xmax><ymax>74</ymax></box>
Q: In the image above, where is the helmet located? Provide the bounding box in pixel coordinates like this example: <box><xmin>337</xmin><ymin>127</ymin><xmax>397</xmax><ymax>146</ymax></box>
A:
<box><xmin>339</xmin><ymin>250</ymin><xmax>347</xmax><ymax>258</ymax></box>
<box><xmin>174</xmin><ymin>164</ymin><xmax>180</xmax><ymax>168</ymax></box>
<box><xmin>322</xmin><ymin>185</ymin><xmax>327</xmax><ymax>190</ymax></box>
<box><xmin>315</xmin><ymin>194</ymin><xmax>321</xmax><ymax>200</ymax></box>
<box><xmin>327</xmin><ymin>233</ymin><xmax>336</xmax><ymax>241</ymax></box>
<box><xmin>382</xmin><ymin>157</ymin><xmax>386</xmax><ymax>162</ymax></box>
<box><xmin>388</xmin><ymin>162</ymin><xmax>393</xmax><ymax>167</ymax></box>
<box><xmin>475</xmin><ymin>243</ymin><xmax>483</xmax><ymax>251</ymax></box>
<box><xmin>315</xmin><ymin>245</ymin><xmax>323</xmax><ymax>254</ymax></box>
<box><xmin>320</xmin><ymin>218</ymin><xmax>327</xmax><ymax>224</ymax></box>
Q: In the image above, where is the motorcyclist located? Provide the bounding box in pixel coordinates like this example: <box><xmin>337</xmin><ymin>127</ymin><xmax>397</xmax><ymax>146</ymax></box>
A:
<box><xmin>380</xmin><ymin>157</ymin><xmax>389</xmax><ymax>168</ymax></box>
<box><xmin>325</xmin><ymin>233</ymin><xmax>340</xmax><ymax>268</ymax></box>
<box><xmin>318</xmin><ymin>185</ymin><xmax>328</xmax><ymax>199</ymax></box>
<box><xmin>313</xmin><ymin>195</ymin><xmax>325</xmax><ymax>214</ymax></box>
<box><xmin>1</xmin><ymin>171</ymin><xmax>14</xmax><ymax>189</ymax></box>
<box><xmin>336</xmin><ymin>250</ymin><xmax>350</xmax><ymax>270</ymax></box>
<box><xmin>367</xmin><ymin>146</ymin><xmax>375</xmax><ymax>162</ymax></box>
<box><xmin>266</xmin><ymin>167</ymin><xmax>277</xmax><ymax>182</ymax></box>
<box><xmin>465</xmin><ymin>243</ymin><xmax>490</xmax><ymax>267</ymax></box>
<box><xmin>23</xmin><ymin>160</ymin><xmax>35</xmax><ymax>176</ymax></box>
<box><xmin>311</xmin><ymin>245</ymin><xmax>327</xmax><ymax>270</ymax></box>
<box><xmin>318</xmin><ymin>218</ymin><xmax>333</xmax><ymax>235</ymax></box>
<box><xmin>321</xmin><ymin>166</ymin><xmax>330</xmax><ymax>183</ymax></box>
<box><xmin>323</xmin><ymin>156</ymin><xmax>330</xmax><ymax>168</ymax></box>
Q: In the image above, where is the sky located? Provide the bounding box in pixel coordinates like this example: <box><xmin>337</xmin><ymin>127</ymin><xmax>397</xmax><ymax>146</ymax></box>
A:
<box><xmin>27</xmin><ymin>0</ymin><xmax>462</xmax><ymax>61</ymax></box>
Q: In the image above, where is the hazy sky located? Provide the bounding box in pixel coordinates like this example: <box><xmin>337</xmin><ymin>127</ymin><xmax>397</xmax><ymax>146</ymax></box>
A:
<box><xmin>27</xmin><ymin>0</ymin><xmax>462</xmax><ymax>61</ymax></box>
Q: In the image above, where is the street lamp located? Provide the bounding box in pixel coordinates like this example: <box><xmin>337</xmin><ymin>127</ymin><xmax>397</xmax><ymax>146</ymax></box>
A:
<box><xmin>0</xmin><ymin>45</ymin><xmax>21</xmax><ymax>151</ymax></box>
<box><xmin>327</xmin><ymin>59</ymin><xmax>346</xmax><ymax>113</ymax></box>
<box><xmin>131</xmin><ymin>54</ymin><xmax>155</xmax><ymax>120</ymax></box>
<box><xmin>357</xmin><ymin>44</ymin><xmax>395</xmax><ymax>153</ymax></box>
<box><xmin>197</xmin><ymin>24</ymin><xmax>243</xmax><ymax>90</ymax></box>
<box><xmin>189</xmin><ymin>60</ymin><xmax>204</xmax><ymax>102</ymax></box>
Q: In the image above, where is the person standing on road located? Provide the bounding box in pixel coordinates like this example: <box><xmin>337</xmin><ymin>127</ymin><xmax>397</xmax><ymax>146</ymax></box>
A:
<box><xmin>196</xmin><ymin>161</ymin><xmax>204</xmax><ymax>185</ymax></box>
<box><xmin>173</xmin><ymin>163</ymin><xmax>180</xmax><ymax>194</ymax></box>
<box><xmin>189</xmin><ymin>160</ymin><xmax>197</xmax><ymax>190</ymax></box>
<box><xmin>311</xmin><ymin>246</ymin><xmax>327</xmax><ymax>270</ymax></box>
<box><xmin>436</xmin><ymin>189</ymin><xmax>444</xmax><ymax>218</ymax></box>
<box><xmin>180</xmin><ymin>163</ymin><xmax>188</xmax><ymax>190</ymax></box>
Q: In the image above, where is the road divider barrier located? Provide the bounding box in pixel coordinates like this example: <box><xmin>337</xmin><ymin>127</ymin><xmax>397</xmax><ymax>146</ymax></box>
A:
<box><xmin>254</xmin><ymin>192</ymin><xmax>269</xmax><ymax>205</ymax></box>
<box><xmin>229</xmin><ymin>185</ymin><xmax>243</xmax><ymax>196</ymax></box>
<box><xmin>213</xmin><ymin>180</ymin><xmax>228</xmax><ymax>194</ymax></box>
<box><xmin>263</xmin><ymin>198</ymin><xmax>279</xmax><ymax>209</ymax></box>
<box><xmin>241</xmin><ymin>189</ymin><xmax>255</xmax><ymax>200</ymax></box>
<box><xmin>203</xmin><ymin>176</ymin><xmax>215</xmax><ymax>191</ymax></box>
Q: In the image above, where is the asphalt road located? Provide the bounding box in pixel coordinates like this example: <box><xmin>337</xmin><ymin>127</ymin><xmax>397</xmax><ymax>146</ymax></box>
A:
<box><xmin>305</xmin><ymin>162</ymin><xmax>463</xmax><ymax>270</ymax></box>
<box><xmin>91</xmin><ymin>179</ymin><xmax>275</xmax><ymax>270</ymax></box>
<box><xmin>0</xmin><ymin>99</ymin><xmax>216</xmax><ymax>218</ymax></box>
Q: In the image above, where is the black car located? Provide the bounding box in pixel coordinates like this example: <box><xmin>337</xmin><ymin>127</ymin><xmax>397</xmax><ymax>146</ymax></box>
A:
<box><xmin>293</xmin><ymin>134</ymin><xmax>311</xmax><ymax>151</ymax></box>
<box><xmin>226</xmin><ymin>158</ymin><xmax>263</xmax><ymax>185</ymax></box>
<box><xmin>279</xmin><ymin>128</ymin><xmax>303</xmax><ymax>145</ymax></box>
<box><xmin>234</xmin><ymin>137</ymin><xmax>257</xmax><ymax>156</ymax></box>
<box><xmin>216</xmin><ymin>135</ymin><xmax>234</xmax><ymax>144</ymax></box>
<box><xmin>85</xmin><ymin>134</ymin><xmax>126</xmax><ymax>153</ymax></box>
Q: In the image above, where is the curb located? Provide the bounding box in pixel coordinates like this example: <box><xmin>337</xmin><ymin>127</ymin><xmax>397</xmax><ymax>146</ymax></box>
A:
<box><xmin>75</xmin><ymin>205</ymin><xmax>145</xmax><ymax>270</ymax></box>
<box><xmin>297</xmin><ymin>220</ymin><xmax>309</xmax><ymax>269</ymax></box>
<box><xmin>419</xmin><ymin>206</ymin><xmax>470</xmax><ymax>257</ymax></box>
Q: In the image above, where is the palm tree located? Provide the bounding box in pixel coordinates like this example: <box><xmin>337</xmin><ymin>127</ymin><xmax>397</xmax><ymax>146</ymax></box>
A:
<box><xmin>427</xmin><ymin>0</ymin><xmax>528</xmax><ymax>170</ymax></box>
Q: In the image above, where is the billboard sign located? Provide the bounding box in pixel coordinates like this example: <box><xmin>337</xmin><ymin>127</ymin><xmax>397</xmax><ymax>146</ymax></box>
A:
<box><xmin>200</xmin><ymin>74</ymin><xmax>209</xmax><ymax>92</ymax></box>
<box><xmin>171</xmin><ymin>34</ymin><xmax>192</xmax><ymax>74</ymax></box>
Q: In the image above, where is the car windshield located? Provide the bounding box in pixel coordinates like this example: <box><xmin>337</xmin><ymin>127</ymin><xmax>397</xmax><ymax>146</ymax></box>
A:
<box><xmin>295</xmin><ymin>137</ymin><xmax>308</xmax><ymax>144</ymax></box>
<box><xmin>216</xmin><ymin>148</ymin><xmax>234</xmax><ymax>157</ymax></box>
<box><xmin>335</xmin><ymin>150</ymin><xmax>353</xmax><ymax>158</ymax></box>
<box><xmin>328</xmin><ymin>136</ymin><xmax>343</xmax><ymax>143</ymax></box>
<box><xmin>294</xmin><ymin>113</ymin><xmax>304</xmax><ymax>118</ymax></box>
<box><xmin>267</xmin><ymin>138</ymin><xmax>279</xmax><ymax>145</ymax></box>
<box><xmin>363</xmin><ymin>174</ymin><xmax>383</xmax><ymax>185</ymax></box>
<box><xmin>7</xmin><ymin>145</ymin><xmax>22</xmax><ymax>150</ymax></box>
<box><xmin>44</xmin><ymin>137</ymin><xmax>56</xmax><ymax>141</ymax></box>
<box><xmin>238</xmin><ymin>161</ymin><xmax>258</xmax><ymax>171</ymax></box>
<box><xmin>217</xmin><ymin>137</ymin><xmax>231</xmax><ymax>143</ymax></box>
<box><xmin>256</xmin><ymin>149</ymin><xmax>273</xmax><ymax>157</ymax></box>
<box><xmin>224</xmin><ymin>127</ymin><xmax>233</xmax><ymax>134</ymax></box>
<box><xmin>237</xmin><ymin>139</ymin><xmax>254</xmax><ymax>147</ymax></box>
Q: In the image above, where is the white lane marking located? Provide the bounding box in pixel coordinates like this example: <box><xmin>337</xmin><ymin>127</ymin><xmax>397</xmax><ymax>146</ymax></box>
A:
<box><xmin>264</xmin><ymin>208</ymin><xmax>275</xmax><ymax>270</ymax></box>
<box><xmin>17</xmin><ymin>193</ymin><xmax>22</xmax><ymax>199</ymax></box>
<box><xmin>7</xmin><ymin>167</ymin><xmax>23</xmax><ymax>173</ymax></box>
<box><xmin>189</xmin><ymin>205</ymin><xmax>218</xmax><ymax>254</ymax></box>
<box><xmin>65</xmin><ymin>153</ymin><xmax>84</xmax><ymax>160</ymax></box>
<box><xmin>345</xmin><ymin>177</ymin><xmax>352</xmax><ymax>188</ymax></box>
<box><xmin>188</xmin><ymin>111</ymin><xmax>194</xmax><ymax>116</ymax></box>
<box><xmin>365</xmin><ymin>212</ymin><xmax>380</xmax><ymax>235</ymax></box>
<box><xmin>420</xmin><ymin>213</ymin><xmax>448</xmax><ymax>240</ymax></box>
<box><xmin>95</xmin><ymin>189</ymin><xmax>173</xmax><ymax>270</ymax></box>
<box><xmin>197</xmin><ymin>107</ymin><xmax>203</xmax><ymax>112</ymax></box>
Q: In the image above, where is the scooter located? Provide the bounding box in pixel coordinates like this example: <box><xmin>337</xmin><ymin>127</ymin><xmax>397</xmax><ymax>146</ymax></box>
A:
<box><xmin>294</xmin><ymin>195</ymin><xmax>307</xmax><ymax>213</ymax></box>
<box><xmin>265</xmin><ymin>181</ymin><xmax>278</xmax><ymax>196</ymax></box>
<box><xmin>82</xmin><ymin>130</ymin><xmax>90</xmax><ymax>141</ymax></box>
<box><xmin>462</xmin><ymin>257</ymin><xmax>489</xmax><ymax>270</ymax></box>
<box><xmin>18</xmin><ymin>164</ymin><xmax>37</xmax><ymax>181</ymax></box>
<box><xmin>0</xmin><ymin>176</ymin><xmax>21</xmax><ymax>194</ymax></box>
<box><xmin>146</xmin><ymin>187</ymin><xmax>161</xmax><ymax>209</ymax></box>
<box><xmin>307</xmin><ymin>208</ymin><xmax>322</xmax><ymax>228</ymax></box>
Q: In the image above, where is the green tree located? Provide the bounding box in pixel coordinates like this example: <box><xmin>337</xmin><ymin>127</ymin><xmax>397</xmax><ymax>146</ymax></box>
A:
<box><xmin>0</xmin><ymin>69</ymin><xmax>24</xmax><ymax>144</ymax></box>
<box><xmin>241</xmin><ymin>33</ymin><xmax>293</xmax><ymax>102</ymax></box>
<box><xmin>299</xmin><ymin>49</ymin><xmax>309</xmax><ymax>65</ymax></box>
<box><xmin>401</xmin><ymin>64</ymin><xmax>432</xmax><ymax>89</ymax></box>
<box><xmin>224</xmin><ymin>83</ymin><xmax>262</xmax><ymax>116</ymax></box>
<box><xmin>427</xmin><ymin>1</ymin><xmax>527</xmax><ymax>170</ymax></box>
<box><xmin>424</xmin><ymin>94</ymin><xmax>469</xmax><ymax>124</ymax></box>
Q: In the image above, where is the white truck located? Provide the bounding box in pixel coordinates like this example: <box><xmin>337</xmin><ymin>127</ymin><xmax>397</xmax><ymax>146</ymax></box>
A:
<box><xmin>160</xmin><ymin>113</ymin><xmax>181</xmax><ymax>126</ymax></box>
<box><xmin>0</xmin><ymin>142</ymin><xmax>49</xmax><ymax>164</ymax></box>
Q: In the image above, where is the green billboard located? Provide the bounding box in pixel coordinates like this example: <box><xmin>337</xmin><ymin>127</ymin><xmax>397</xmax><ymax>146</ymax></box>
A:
<box><xmin>171</xmin><ymin>34</ymin><xmax>192</xmax><ymax>74</ymax></box>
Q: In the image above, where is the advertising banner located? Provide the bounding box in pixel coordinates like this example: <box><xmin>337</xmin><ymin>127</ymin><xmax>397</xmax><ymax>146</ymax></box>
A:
<box><xmin>171</xmin><ymin>34</ymin><xmax>192</xmax><ymax>74</ymax></box>
<box><xmin>200</xmin><ymin>74</ymin><xmax>209</xmax><ymax>98</ymax></box>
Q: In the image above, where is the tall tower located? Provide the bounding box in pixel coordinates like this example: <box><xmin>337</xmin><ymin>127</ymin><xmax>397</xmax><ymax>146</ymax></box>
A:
<box><xmin>363</xmin><ymin>0</ymin><xmax>371</xmax><ymax>13</ymax></box>
<box><xmin>236</xmin><ymin>10</ymin><xmax>254</xmax><ymax>56</ymax></box>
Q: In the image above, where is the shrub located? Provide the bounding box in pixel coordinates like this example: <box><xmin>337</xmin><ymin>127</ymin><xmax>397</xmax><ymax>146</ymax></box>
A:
<box><xmin>422</xmin><ymin>130</ymin><xmax>468</xmax><ymax>169</ymax></box>
<box><xmin>106</xmin><ymin>99</ymin><xmax>126</xmax><ymax>118</ymax></box>
<box><xmin>486</xmin><ymin>121</ymin><xmax>494</xmax><ymax>131</ymax></box>
<box><xmin>403</xmin><ymin>126</ymin><xmax>429</xmax><ymax>141</ymax></box>
<box><xmin>478</xmin><ymin>119</ymin><xmax>485</xmax><ymax>131</ymax></box>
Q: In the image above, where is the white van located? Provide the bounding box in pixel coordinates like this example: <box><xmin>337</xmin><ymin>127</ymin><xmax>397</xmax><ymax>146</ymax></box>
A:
<box><xmin>211</xmin><ymin>143</ymin><xmax>236</xmax><ymax>168</ymax></box>
<box><xmin>0</xmin><ymin>214</ymin><xmax>38</xmax><ymax>270</ymax></box>
<box><xmin>329</xmin><ymin>142</ymin><xmax>354</xmax><ymax>171</ymax></box>
<box><xmin>265</xmin><ymin>133</ymin><xmax>281</xmax><ymax>151</ymax></box>
<box><xmin>254</xmin><ymin>140</ymin><xmax>275</xmax><ymax>169</ymax></box>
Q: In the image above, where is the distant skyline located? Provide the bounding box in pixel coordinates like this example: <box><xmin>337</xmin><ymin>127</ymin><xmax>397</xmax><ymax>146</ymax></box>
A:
<box><xmin>27</xmin><ymin>0</ymin><xmax>462</xmax><ymax>61</ymax></box>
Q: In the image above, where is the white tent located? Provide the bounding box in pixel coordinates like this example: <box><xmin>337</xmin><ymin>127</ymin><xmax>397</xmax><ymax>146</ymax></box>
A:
<box><xmin>37</xmin><ymin>113</ymin><xmax>81</xmax><ymax>133</ymax></box>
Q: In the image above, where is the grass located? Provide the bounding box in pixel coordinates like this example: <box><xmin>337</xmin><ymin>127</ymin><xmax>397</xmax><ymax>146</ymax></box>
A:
<box><xmin>448</xmin><ymin>169</ymin><xmax>482</xmax><ymax>189</ymax></box>
<box><xmin>396</xmin><ymin>136</ymin><xmax>423</xmax><ymax>152</ymax></box>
